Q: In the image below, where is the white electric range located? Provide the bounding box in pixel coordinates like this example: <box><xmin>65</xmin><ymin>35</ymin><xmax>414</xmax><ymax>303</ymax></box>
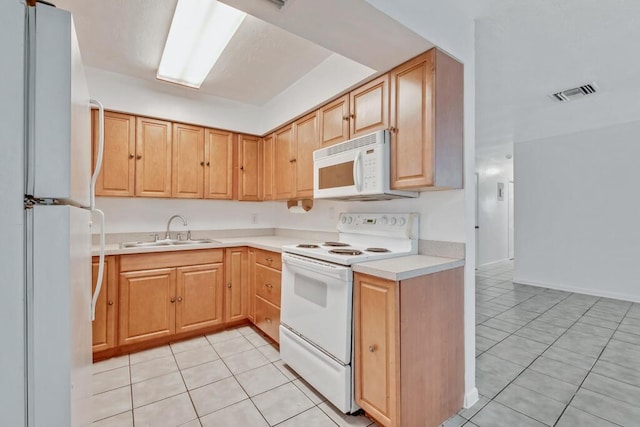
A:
<box><xmin>279</xmin><ymin>213</ymin><xmax>419</xmax><ymax>414</ymax></box>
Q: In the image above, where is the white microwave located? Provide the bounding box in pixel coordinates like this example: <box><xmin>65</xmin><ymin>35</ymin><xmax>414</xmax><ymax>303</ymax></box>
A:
<box><xmin>313</xmin><ymin>130</ymin><xmax>418</xmax><ymax>201</ymax></box>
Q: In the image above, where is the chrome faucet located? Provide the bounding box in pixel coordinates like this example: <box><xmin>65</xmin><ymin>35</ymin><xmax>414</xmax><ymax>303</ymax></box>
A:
<box><xmin>165</xmin><ymin>215</ymin><xmax>188</xmax><ymax>240</ymax></box>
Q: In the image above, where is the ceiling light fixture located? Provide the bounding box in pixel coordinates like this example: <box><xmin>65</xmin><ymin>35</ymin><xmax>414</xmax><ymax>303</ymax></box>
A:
<box><xmin>157</xmin><ymin>0</ymin><xmax>247</xmax><ymax>89</ymax></box>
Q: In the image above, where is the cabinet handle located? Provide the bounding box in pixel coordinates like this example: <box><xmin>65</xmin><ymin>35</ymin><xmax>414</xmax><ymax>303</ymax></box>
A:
<box><xmin>265</xmin><ymin>283</ymin><xmax>273</xmax><ymax>289</ymax></box>
<box><xmin>206</xmin><ymin>162</ymin><xmax>210</xmax><ymax>166</ymax></box>
<box><xmin>342</xmin><ymin>115</ymin><xmax>349</xmax><ymax>121</ymax></box>
<box><xmin>240</xmin><ymin>166</ymin><xmax>244</xmax><ymax>171</ymax></box>
<box><xmin>227</xmin><ymin>283</ymin><xmax>232</xmax><ymax>288</ymax></box>
<box><xmin>291</xmin><ymin>158</ymin><xmax>297</xmax><ymax>163</ymax></box>
<box><xmin>265</xmin><ymin>317</ymin><xmax>272</xmax><ymax>324</ymax></box>
<box><xmin>177</xmin><ymin>296</ymin><xmax>183</xmax><ymax>302</ymax></box>
<box><xmin>350</xmin><ymin>113</ymin><xmax>355</xmax><ymax>119</ymax></box>
<box><xmin>108</xmin><ymin>300</ymin><xmax>114</xmax><ymax>306</ymax></box>
<box><xmin>265</xmin><ymin>257</ymin><xmax>273</xmax><ymax>262</ymax></box>
<box><xmin>136</xmin><ymin>155</ymin><xmax>142</xmax><ymax>160</ymax></box>
<box><xmin>170</xmin><ymin>297</ymin><xmax>176</xmax><ymax>303</ymax></box>
<box><xmin>200</xmin><ymin>161</ymin><xmax>205</xmax><ymax>166</ymax></box>
<box><xmin>389</xmin><ymin>126</ymin><xmax>397</xmax><ymax>133</ymax></box>
<box><xmin>369</xmin><ymin>345</ymin><xmax>376</xmax><ymax>352</ymax></box>
<box><xmin>128</xmin><ymin>153</ymin><xmax>134</xmax><ymax>159</ymax></box>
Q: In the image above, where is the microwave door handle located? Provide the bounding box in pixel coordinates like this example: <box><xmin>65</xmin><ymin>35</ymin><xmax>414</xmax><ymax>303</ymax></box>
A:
<box><xmin>353</xmin><ymin>151</ymin><xmax>363</xmax><ymax>192</ymax></box>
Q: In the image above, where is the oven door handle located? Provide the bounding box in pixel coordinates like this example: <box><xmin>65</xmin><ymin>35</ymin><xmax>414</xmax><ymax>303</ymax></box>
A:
<box><xmin>353</xmin><ymin>151</ymin><xmax>363</xmax><ymax>192</ymax></box>
<box><xmin>282</xmin><ymin>254</ymin><xmax>351</xmax><ymax>281</ymax></box>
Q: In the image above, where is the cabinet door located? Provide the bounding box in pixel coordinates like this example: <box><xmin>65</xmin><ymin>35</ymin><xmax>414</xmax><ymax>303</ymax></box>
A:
<box><xmin>224</xmin><ymin>247</ymin><xmax>248</xmax><ymax>322</ymax></box>
<box><xmin>389</xmin><ymin>51</ymin><xmax>434</xmax><ymax>189</ymax></box>
<box><xmin>172</xmin><ymin>123</ymin><xmax>204</xmax><ymax>198</ymax></box>
<box><xmin>262</xmin><ymin>134</ymin><xmax>274</xmax><ymax>201</ymax></box>
<box><xmin>93</xmin><ymin>111</ymin><xmax>136</xmax><ymax>197</ymax></box>
<box><xmin>119</xmin><ymin>268</ymin><xmax>176</xmax><ymax>345</ymax></box>
<box><xmin>319</xmin><ymin>95</ymin><xmax>349</xmax><ymax>147</ymax></box>
<box><xmin>91</xmin><ymin>256</ymin><xmax>117</xmax><ymax>353</ymax></box>
<box><xmin>247</xmin><ymin>248</ymin><xmax>256</xmax><ymax>321</ymax></box>
<box><xmin>135</xmin><ymin>117</ymin><xmax>172</xmax><ymax>197</ymax></box>
<box><xmin>354</xmin><ymin>274</ymin><xmax>398</xmax><ymax>427</ymax></box>
<box><xmin>175</xmin><ymin>263</ymin><xmax>224</xmax><ymax>333</ymax></box>
<box><xmin>294</xmin><ymin>111</ymin><xmax>319</xmax><ymax>198</ymax></box>
<box><xmin>237</xmin><ymin>134</ymin><xmax>262</xmax><ymax>201</ymax></box>
<box><xmin>273</xmin><ymin>124</ymin><xmax>294</xmax><ymax>200</ymax></box>
<box><xmin>204</xmin><ymin>129</ymin><xmax>234</xmax><ymax>200</ymax></box>
<box><xmin>350</xmin><ymin>74</ymin><xmax>389</xmax><ymax>138</ymax></box>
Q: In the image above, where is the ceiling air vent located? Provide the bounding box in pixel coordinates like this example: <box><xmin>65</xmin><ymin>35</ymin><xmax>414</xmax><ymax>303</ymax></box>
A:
<box><xmin>550</xmin><ymin>83</ymin><xmax>598</xmax><ymax>102</ymax></box>
<box><xmin>265</xmin><ymin>0</ymin><xmax>287</xmax><ymax>8</ymax></box>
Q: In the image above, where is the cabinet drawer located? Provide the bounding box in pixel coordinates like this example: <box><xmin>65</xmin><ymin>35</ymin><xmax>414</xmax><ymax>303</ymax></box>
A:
<box><xmin>254</xmin><ymin>295</ymin><xmax>280</xmax><ymax>344</ymax></box>
<box><xmin>255</xmin><ymin>249</ymin><xmax>281</xmax><ymax>271</ymax></box>
<box><xmin>255</xmin><ymin>264</ymin><xmax>281</xmax><ymax>307</ymax></box>
<box><xmin>120</xmin><ymin>249</ymin><xmax>223</xmax><ymax>272</ymax></box>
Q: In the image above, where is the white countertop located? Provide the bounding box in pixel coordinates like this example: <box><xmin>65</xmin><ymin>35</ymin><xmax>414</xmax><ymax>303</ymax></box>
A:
<box><xmin>95</xmin><ymin>237</ymin><xmax>464</xmax><ymax>280</ymax></box>
<box><xmin>352</xmin><ymin>254</ymin><xmax>465</xmax><ymax>281</ymax></box>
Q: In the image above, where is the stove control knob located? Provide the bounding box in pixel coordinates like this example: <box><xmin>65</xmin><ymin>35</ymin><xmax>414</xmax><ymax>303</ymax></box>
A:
<box><xmin>347</xmin><ymin>216</ymin><xmax>353</xmax><ymax>224</ymax></box>
<box><xmin>398</xmin><ymin>218</ymin><xmax>406</xmax><ymax>226</ymax></box>
<box><xmin>389</xmin><ymin>217</ymin><xmax>397</xmax><ymax>225</ymax></box>
<box><xmin>341</xmin><ymin>216</ymin><xmax>347</xmax><ymax>224</ymax></box>
<box><xmin>379</xmin><ymin>216</ymin><xmax>388</xmax><ymax>225</ymax></box>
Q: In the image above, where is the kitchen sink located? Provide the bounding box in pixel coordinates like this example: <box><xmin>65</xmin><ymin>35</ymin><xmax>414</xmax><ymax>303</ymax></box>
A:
<box><xmin>119</xmin><ymin>238</ymin><xmax>219</xmax><ymax>249</ymax></box>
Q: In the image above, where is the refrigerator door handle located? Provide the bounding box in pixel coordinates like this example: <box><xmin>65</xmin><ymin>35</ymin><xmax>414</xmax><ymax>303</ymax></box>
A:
<box><xmin>89</xmin><ymin>99</ymin><xmax>104</xmax><ymax>210</ymax></box>
<box><xmin>90</xmin><ymin>208</ymin><xmax>105</xmax><ymax>321</ymax></box>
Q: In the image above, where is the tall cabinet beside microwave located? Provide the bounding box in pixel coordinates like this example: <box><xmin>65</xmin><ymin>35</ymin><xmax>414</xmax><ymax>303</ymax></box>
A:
<box><xmin>389</xmin><ymin>48</ymin><xmax>463</xmax><ymax>191</ymax></box>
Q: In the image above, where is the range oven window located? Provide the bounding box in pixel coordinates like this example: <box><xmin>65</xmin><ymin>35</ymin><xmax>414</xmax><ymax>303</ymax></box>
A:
<box><xmin>318</xmin><ymin>161</ymin><xmax>354</xmax><ymax>189</ymax></box>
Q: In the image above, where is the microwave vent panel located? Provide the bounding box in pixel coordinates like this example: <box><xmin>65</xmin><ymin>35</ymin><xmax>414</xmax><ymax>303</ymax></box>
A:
<box><xmin>326</xmin><ymin>132</ymin><xmax>378</xmax><ymax>156</ymax></box>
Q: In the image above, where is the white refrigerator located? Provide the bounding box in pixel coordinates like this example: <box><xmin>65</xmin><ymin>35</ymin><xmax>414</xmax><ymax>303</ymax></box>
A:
<box><xmin>0</xmin><ymin>2</ymin><xmax>105</xmax><ymax>426</ymax></box>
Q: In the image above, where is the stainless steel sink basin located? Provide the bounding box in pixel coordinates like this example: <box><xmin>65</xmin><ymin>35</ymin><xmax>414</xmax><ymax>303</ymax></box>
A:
<box><xmin>119</xmin><ymin>238</ymin><xmax>219</xmax><ymax>249</ymax></box>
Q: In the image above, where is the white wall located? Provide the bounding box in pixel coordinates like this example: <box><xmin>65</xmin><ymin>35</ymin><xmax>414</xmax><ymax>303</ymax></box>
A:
<box><xmin>514</xmin><ymin>120</ymin><xmax>640</xmax><ymax>302</ymax></box>
<box><xmin>476</xmin><ymin>156</ymin><xmax>514</xmax><ymax>266</ymax></box>
<box><xmin>96</xmin><ymin>197</ymin><xmax>276</xmax><ymax>234</ymax></box>
<box><xmin>0</xmin><ymin>1</ymin><xmax>25</xmax><ymax>425</ymax></box>
<box><xmin>364</xmin><ymin>0</ymin><xmax>478</xmax><ymax>407</ymax></box>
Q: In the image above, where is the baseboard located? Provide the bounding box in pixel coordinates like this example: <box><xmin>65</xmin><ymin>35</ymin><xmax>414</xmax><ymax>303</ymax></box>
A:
<box><xmin>463</xmin><ymin>387</ymin><xmax>479</xmax><ymax>408</ymax></box>
<box><xmin>513</xmin><ymin>277</ymin><xmax>640</xmax><ymax>303</ymax></box>
<box><xmin>477</xmin><ymin>258</ymin><xmax>511</xmax><ymax>268</ymax></box>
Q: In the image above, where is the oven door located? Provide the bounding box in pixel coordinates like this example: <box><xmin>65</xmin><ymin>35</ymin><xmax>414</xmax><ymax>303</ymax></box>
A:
<box><xmin>281</xmin><ymin>253</ymin><xmax>353</xmax><ymax>364</ymax></box>
<box><xmin>314</xmin><ymin>148</ymin><xmax>364</xmax><ymax>199</ymax></box>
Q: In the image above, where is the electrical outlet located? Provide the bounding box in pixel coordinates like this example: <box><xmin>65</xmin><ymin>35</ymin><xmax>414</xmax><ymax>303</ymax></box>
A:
<box><xmin>251</xmin><ymin>213</ymin><xmax>258</xmax><ymax>224</ymax></box>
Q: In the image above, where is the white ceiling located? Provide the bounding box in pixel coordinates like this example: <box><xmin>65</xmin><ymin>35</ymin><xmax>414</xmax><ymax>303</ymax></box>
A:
<box><xmin>54</xmin><ymin>0</ymin><xmax>431</xmax><ymax>107</ymax></box>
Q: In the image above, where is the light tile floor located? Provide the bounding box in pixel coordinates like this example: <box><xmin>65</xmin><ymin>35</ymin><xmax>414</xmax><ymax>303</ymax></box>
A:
<box><xmin>92</xmin><ymin>326</ymin><xmax>378</xmax><ymax>427</ymax></box>
<box><xmin>93</xmin><ymin>260</ymin><xmax>640</xmax><ymax>426</ymax></box>
<box><xmin>457</xmin><ymin>260</ymin><xmax>640</xmax><ymax>427</ymax></box>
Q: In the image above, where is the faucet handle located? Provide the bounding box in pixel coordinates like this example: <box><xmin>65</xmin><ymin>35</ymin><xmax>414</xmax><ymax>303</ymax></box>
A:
<box><xmin>176</xmin><ymin>232</ymin><xmax>184</xmax><ymax>241</ymax></box>
<box><xmin>187</xmin><ymin>230</ymin><xmax>192</xmax><ymax>240</ymax></box>
<box><xmin>149</xmin><ymin>233</ymin><xmax>159</xmax><ymax>242</ymax></box>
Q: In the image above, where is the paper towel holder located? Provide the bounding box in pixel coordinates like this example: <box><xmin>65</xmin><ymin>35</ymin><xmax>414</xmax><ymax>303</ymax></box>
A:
<box><xmin>287</xmin><ymin>199</ymin><xmax>313</xmax><ymax>212</ymax></box>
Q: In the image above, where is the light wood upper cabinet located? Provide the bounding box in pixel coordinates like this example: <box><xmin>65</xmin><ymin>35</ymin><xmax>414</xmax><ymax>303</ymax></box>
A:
<box><xmin>135</xmin><ymin>117</ymin><xmax>172</xmax><ymax>198</ymax></box>
<box><xmin>262</xmin><ymin>134</ymin><xmax>274</xmax><ymax>201</ymax></box>
<box><xmin>175</xmin><ymin>263</ymin><xmax>224</xmax><ymax>333</ymax></box>
<box><xmin>294</xmin><ymin>111</ymin><xmax>319</xmax><ymax>198</ymax></box>
<box><xmin>274</xmin><ymin>124</ymin><xmax>295</xmax><ymax>200</ymax></box>
<box><xmin>389</xmin><ymin>49</ymin><xmax>463</xmax><ymax>190</ymax></box>
<box><xmin>92</xmin><ymin>256</ymin><xmax>117</xmax><ymax>353</ymax></box>
<box><xmin>354</xmin><ymin>268</ymin><xmax>464</xmax><ymax>427</ymax></box>
<box><xmin>350</xmin><ymin>74</ymin><xmax>389</xmax><ymax>138</ymax></box>
<box><xmin>205</xmin><ymin>129</ymin><xmax>234</xmax><ymax>200</ymax></box>
<box><xmin>119</xmin><ymin>267</ymin><xmax>176</xmax><ymax>346</ymax></box>
<box><xmin>93</xmin><ymin>111</ymin><xmax>136</xmax><ymax>197</ymax></box>
<box><xmin>172</xmin><ymin>123</ymin><xmax>204</xmax><ymax>199</ymax></box>
<box><xmin>237</xmin><ymin>134</ymin><xmax>262</xmax><ymax>201</ymax></box>
<box><xmin>319</xmin><ymin>94</ymin><xmax>349</xmax><ymax>147</ymax></box>
<box><xmin>225</xmin><ymin>247</ymin><xmax>248</xmax><ymax>322</ymax></box>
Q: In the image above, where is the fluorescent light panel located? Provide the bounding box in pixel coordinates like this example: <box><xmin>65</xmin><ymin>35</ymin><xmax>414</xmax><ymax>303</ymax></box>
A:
<box><xmin>157</xmin><ymin>0</ymin><xmax>246</xmax><ymax>88</ymax></box>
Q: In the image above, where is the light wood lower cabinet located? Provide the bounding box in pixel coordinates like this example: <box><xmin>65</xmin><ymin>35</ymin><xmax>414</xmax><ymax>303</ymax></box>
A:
<box><xmin>249</xmin><ymin>249</ymin><xmax>281</xmax><ymax>343</ymax></box>
<box><xmin>176</xmin><ymin>263</ymin><xmax>224</xmax><ymax>333</ymax></box>
<box><xmin>225</xmin><ymin>247</ymin><xmax>248</xmax><ymax>322</ymax></box>
<box><xmin>119</xmin><ymin>267</ymin><xmax>176</xmax><ymax>346</ymax></box>
<box><xmin>354</xmin><ymin>268</ymin><xmax>464</xmax><ymax>427</ymax></box>
<box><xmin>92</xmin><ymin>256</ymin><xmax>117</xmax><ymax>352</ymax></box>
